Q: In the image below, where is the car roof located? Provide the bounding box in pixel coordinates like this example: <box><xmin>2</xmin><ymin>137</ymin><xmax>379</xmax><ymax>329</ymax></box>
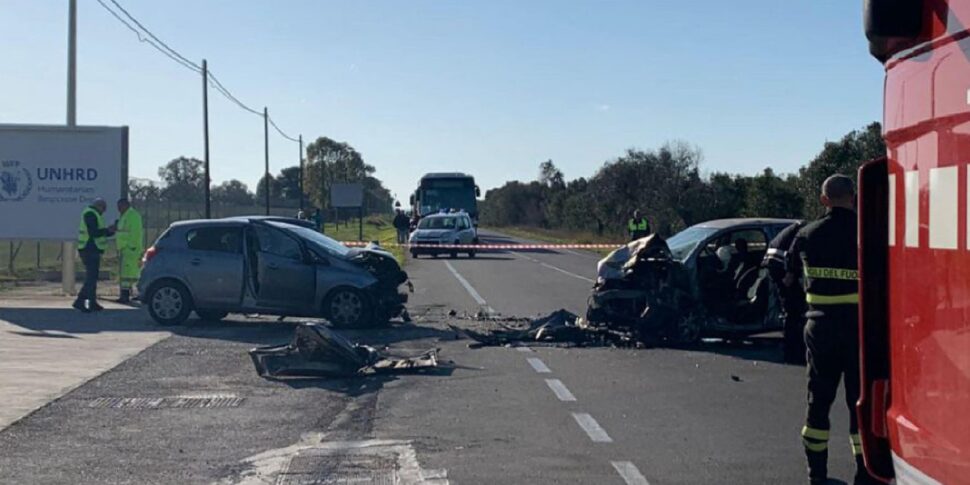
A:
<box><xmin>693</xmin><ymin>218</ymin><xmax>800</xmax><ymax>229</ymax></box>
<box><xmin>423</xmin><ymin>213</ymin><xmax>467</xmax><ymax>218</ymax></box>
<box><xmin>168</xmin><ymin>219</ymin><xmax>245</xmax><ymax>229</ymax></box>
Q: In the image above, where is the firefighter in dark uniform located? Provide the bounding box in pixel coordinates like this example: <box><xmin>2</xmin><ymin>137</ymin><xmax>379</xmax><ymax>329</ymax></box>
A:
<box><xmin>785</xmin><ymin>175</ymin><xmax>876</xmax><ymax>485</ymax></box>
<box><xmin>764</xmin><ymin>220</ymin><xmax>807</xmax><ymax>364</ymax></box>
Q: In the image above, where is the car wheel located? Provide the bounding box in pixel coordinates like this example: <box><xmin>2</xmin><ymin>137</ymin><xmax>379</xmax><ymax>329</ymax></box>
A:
<box><xmin>146</xmin><ymin>280</ymin><xmax>193</xmax><ymax>326</ymax></box>
<box><xmin>195</xmin><ymin>309</ymin><xmax>228</xmax><ymax>322</ymax></box>
<box><xmin>410</xmin><ymin>251</ymin><xmax>419</xmax><ymax>258</ymax></box>
<box><xmin>468</xmin><ymin>251</ymin><xmax>476</xmax><ymax>258</ymax></box>
<box><xmin>323</xmin><ymin>287</ymin><xmax>373</xmax><ymax>328</ymax></box>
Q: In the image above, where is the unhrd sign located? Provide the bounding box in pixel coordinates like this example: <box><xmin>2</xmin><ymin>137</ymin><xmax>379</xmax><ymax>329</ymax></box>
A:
<box><xmin>0</xmin><ymin>124</ymin><xmax>128</xmax><ymax>240</ymax></box>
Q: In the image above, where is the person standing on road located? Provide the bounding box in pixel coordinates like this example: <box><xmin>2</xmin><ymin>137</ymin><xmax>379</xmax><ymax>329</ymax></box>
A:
<box><xmin>114</xmin><ymin>198</ymin><xmax>143</xmax><ymax>304</ymax></box>
<box><xmin>765</xmin><ymin>220</ymin><xmax>807</xmax><ymax>364</ymax></box>
<box><xmin>627</xmin><ymin>210</ymin><xmax>651</xmax><ymax>240</ymax></box>
<box><xmin>312</xmin><ymin>208</ymin><xmax>324</xmax><ymax>233</ymax></box>
<box><xmin>392</xmin><ymin>209</ymin><xmax>410</xmax><ymax>244</ymax></box>
<box><xmin>785</xmin><ymin>175</ymin><xmax>876</xmax><ymax>485</ymax></box>
<box><xmin>73</xmin><ymin>198</ymin><xmax>116</xmax><ymax>312</ymax></box>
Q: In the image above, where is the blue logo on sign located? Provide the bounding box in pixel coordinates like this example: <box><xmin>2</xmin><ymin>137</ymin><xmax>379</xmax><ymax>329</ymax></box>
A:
<box><xmin>0</xmin><ymin>160</ymin><xmax>33</xmax><ymax>202</ymax></box>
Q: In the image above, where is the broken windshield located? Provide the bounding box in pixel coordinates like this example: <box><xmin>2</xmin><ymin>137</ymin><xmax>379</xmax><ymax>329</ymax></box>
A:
<box><xmin>665</xmin><ymin>226</ymin><xmax>717</xmax><ymax>261</ymax></box>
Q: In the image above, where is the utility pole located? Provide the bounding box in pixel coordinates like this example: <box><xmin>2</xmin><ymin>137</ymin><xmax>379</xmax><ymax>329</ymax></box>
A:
<box><xmin>299</xmin><ymin>134</ymin><xmax>304</xmax><ymax>213</ymax></box>
<box><xmin>63</xmin><ymin>0</ymin><xmax>78</xmax><ymax>296</ymax></box>
<box><xmin>263</xmin><ymin>107</ymin><xmax>270</xmax><ymax>216</ymax></box>
<box><xmin>202</xmin><ymin>59</ymin><xmax>211</xmax><ymax>218</ymax></box>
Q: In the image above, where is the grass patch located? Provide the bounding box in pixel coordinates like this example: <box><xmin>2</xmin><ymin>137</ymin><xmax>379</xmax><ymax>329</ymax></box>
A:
<box><xmin>324</xmin><ymin>216</ymin><xmax>405</xmax><ymax>264</ymax></box>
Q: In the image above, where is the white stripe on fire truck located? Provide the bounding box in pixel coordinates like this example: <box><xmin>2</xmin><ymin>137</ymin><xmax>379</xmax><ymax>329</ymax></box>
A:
<box><xmin>905</xmin><ymin>170</ymin><xmax>920</xmax><ymax>248</ymax></box>
<box><xmin>928</xmin><ymin>166</ymin><xmax>958</xmax><ymax>249</ymax></box>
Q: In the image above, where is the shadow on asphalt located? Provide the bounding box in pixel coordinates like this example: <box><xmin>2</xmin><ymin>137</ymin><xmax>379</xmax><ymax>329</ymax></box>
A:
<box><xmin>689</xmin><ymin>334</ymin><xmax>804</xmax><ymax>366</ymax></box>
<box><xmin>412</xmin><ymin>255</ymin><xmax>515</xmax><ymax>261</ymax></box>
<box><xmin>0</xmin><ymin>307</ymin><xmax>460</xmax><ymax>349</ymax></box>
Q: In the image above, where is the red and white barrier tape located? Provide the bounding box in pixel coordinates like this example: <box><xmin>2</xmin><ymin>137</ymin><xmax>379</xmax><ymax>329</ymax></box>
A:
<box><xmin>340</xmin><ymin>241</ymin><xmax>623</xmax><ymax>249</ymax></box>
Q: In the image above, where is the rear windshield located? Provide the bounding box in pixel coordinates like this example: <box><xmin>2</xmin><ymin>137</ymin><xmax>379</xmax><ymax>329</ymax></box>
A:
<box><xmin>418</xmin><ymin>217</ymin><xmax>458</xmax><ymax>230</ymax></box>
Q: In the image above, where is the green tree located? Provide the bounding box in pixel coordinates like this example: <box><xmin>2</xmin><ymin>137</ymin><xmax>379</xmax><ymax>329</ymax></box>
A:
<box><xmin>158</xmin><ymin>156</ymin><xmax>205</xmax><ymax>202</ymax></box>
<box><xmin>797</xmin><ymin>122</ymin><xmax>884</xmax><ymax>217</ymax></box>
<box><xmin>742</xmin><ymin>168</ymin><xmax>803</xmax><ymax>218</ymax></box>
<box><xmin>304</xmin><ymin>136</ymin><xmax>374</xmax><ymax>210</ymax></box>
<box><xmin>212</xmin><ymin>179</ymin><xmax>254</xmax><ymax>206</ymax></box>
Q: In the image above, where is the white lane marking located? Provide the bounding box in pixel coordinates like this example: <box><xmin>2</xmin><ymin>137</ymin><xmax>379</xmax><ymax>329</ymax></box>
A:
<box><xmin>545</xmin><ymin>379</ymin><xmax>577</xmax><ymax>401</ymax></box>
<box><xmin>443</xmin><ymin>261</ymin><xmax>495</xmax><ymax>314</ymax></box>
<box><xmin>905</xmin><ymin>170</ymin><xmax>919</xmax><ymax>248</ymax></box>
<box><xmin>515</xmin><ymin>346</ymin><xmax>533</xmax><ymax>353</ymax></box>
<box><xmin>527</xmin><ymin>357</ymin><xmax>551</xmax><ymax>373</ymax></box>
<box><xmin>512</xmin><ymin>251</ymin><xmax>541</xmax><ymax>263</ymax></box>
<box><xmin>540</xmin><ymin>262</ymin><xmax>595</xmax><ymax>283</ymax></box>
<box><xmin>611</xmin><ymin>461</ymin><xmax>650</xmax><ymax>485</ymax></box>
<box><xmin>571</xmin><ymin>412</ymin><xmax>612</xmax><ymax>443</ymax></box>
<box><xmin>929</xmin><ymin>165</ymin><xmax>958</xmax><ymax>249</ymax></box>
<box><xmin>509</xmin><ymin>250</ymin><xmax>595</xmax><ymax>283</ymax></box>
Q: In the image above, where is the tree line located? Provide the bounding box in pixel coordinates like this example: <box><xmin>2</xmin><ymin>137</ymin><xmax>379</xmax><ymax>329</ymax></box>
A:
<box><xmin>480</xmin><ymin>122</ymin><xmax>884</xmax><ymax>236</ymax></box>
<box><xmin>127</xmin><ymin>136</ymin><xmax>394</xmax><ymax>214</ymax></box>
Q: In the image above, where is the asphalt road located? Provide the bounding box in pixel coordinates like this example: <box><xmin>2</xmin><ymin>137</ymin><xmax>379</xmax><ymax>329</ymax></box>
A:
<box><xmin>0</xmin><ymin>229</ymin><xmax>858</xmax><ymax>484</ymax></box>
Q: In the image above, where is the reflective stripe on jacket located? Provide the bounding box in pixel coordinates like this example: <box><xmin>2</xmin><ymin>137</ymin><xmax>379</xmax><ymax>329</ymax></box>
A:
<box><xmin>787</xmin><ymin>207</ymin><xmax>858</xmax><ymax>309</ymax></box>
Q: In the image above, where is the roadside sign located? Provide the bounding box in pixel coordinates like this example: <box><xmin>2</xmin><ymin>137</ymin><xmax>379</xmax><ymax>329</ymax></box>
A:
<box><xmin>0</xmin><ymin>124</ymin><xmax>128</xmax><ymax>240</ymax></box>
<box><xmin>330</xmin><ymin>183</ymin><xmax>363</xmax><ymax>208</ymax></box>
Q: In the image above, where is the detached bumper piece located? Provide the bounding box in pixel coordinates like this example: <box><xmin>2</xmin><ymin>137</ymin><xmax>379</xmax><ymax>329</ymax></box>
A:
<box><xmin>249</xmin><ymin>322</ymin><xmax>438</xmax><ymax>378</ymax></box>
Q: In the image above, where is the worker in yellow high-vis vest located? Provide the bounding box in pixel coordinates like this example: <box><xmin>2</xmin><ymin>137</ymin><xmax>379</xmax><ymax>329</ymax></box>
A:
<box><xmin>627</xmin><ymin>210</ymin><xmax>651</xmax><ymax>241</ymax></box>
<box><xmin>114</xmin><ymin>198</ymin><xmax>144</xmax><ymax>304</ymax></box>
<box><xmin>73</xmin><ymin>198</ymin><xmax>116</xmax><ymax>312</ymax></box>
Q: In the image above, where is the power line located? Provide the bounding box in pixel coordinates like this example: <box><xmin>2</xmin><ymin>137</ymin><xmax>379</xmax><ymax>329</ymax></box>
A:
<box><xmin>106</xmin><ymin>0</ymin><xmax>201</xmax><ymax>71</ymax></box>
<box><xmin>93</xmin><ymin>0</ymin><xmax>200</xmax><ymax>74</ymax></box>
<box><xmin>206</xmin><ymin>71</ymin><xmax>263</xmax><ymax>117</ymax></box>
<box><xmin>268</xmin><ymin>116</ymin><xmax>300</xmax><ymax>143</ymax></box>
<box><xmin>94</xmin><ymin>0</ymin><xmax>301</xmax><ymax>144</ymax></box>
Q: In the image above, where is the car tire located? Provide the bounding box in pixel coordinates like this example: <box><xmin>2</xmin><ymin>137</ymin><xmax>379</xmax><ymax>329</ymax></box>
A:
<box><xmin>323</xmin><ymin>287</ymin><xmax>373</xmax><ymax>328</ymax></box>
<box><xmin>468</xmin><ymin>251</ymin><xmax>476</xmax><ymax>258</ymax></box>
<box><xmin>195</xmin><ymin>309</ymin><xmax>228</xmax><ymax>322</ymax></box>
<box><xmin>146</xmin><ymin>280</ymin><xmax>193</xmax><ymax>326</ymax></box>
<box><xmin>410</xmin><ymin>251</ymin><xmax>419</xmax><ymax>258</ymax></box>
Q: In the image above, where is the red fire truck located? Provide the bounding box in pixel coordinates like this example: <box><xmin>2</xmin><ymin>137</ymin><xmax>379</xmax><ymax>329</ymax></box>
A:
<box><xmin>858</xmin><ymin>1</ymin><xmax>970</xmax><ymax>483</ymax></box>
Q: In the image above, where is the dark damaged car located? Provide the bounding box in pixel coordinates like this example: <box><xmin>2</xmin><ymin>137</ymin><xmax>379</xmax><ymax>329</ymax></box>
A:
<box><xmin>586</xmin><ymin>218</ymin><xmax>798</xmax><ymax>346</ymax></box>
<box><xmin>137</xmin><ymin>217</ymin><xmax>408</xmax><ymax>327</ymax></box>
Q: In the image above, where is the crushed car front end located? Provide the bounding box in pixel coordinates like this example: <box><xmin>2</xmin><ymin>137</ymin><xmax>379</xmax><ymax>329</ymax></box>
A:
<box><xmin>348</xmin><ymin>246</ymin><xmax>410</xmax><ymax>321</ymax></box>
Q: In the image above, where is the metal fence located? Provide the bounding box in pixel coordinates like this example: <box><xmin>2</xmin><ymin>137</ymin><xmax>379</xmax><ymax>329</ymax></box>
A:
<box><xmin>1</xmin><ymin>198</ymin><xmax>379</xmax><ymax>280</ymax></box>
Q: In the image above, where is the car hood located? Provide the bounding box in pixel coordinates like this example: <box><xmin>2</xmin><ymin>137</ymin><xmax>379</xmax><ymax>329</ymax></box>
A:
<box><xmin>596</xmin><ymin>234</ymin><xmax>677</xmax><ymax>282</ymax></box>
<box><xmin>347</xmin><ymin>246</ymin><xmax>408</xmax><ymax>287</ymax></box>
<box><xmin>412</xmin><ymin>229</ymin><xmax>453</xmax><ymax>239</ymax></box>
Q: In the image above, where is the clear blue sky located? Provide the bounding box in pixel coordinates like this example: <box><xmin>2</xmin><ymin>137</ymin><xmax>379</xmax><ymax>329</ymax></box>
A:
<box><xmin>1</xmin><ymin>0</ymin><xmax>884</xmax><ymax>205</ymax></box>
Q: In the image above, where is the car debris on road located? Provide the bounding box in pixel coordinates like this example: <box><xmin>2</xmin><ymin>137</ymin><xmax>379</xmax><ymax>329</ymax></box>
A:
<box><xmin>249</xmin><ymin>322</ymin><xmax>439</xmax><ymax>378</ymax></box>
<box><xmin>449</xmin><ymin>309</ymin><xmax>640</xmax><ymax>348</ymax></box>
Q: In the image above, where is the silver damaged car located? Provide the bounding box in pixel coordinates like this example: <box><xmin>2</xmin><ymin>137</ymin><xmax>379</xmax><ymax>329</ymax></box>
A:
<box><xmin>137</xmin><ymin>217</ymin><xmax>409</xmax><ymax>327</ymax></box>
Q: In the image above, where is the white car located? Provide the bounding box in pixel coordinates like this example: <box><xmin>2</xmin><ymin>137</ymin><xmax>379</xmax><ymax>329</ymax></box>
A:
<box><xmin>408</xmin><ymin>213</ymin><xmax>478</xmax><ymax>258</ymax></box>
